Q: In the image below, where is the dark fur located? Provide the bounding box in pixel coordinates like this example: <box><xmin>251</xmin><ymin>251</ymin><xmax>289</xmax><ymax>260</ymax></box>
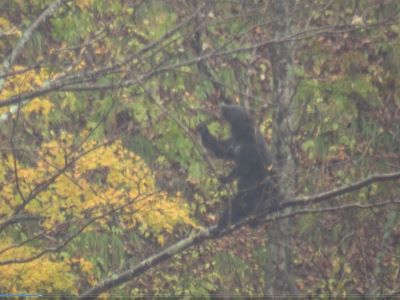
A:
<box><xmin>198</xmin><ymin>105</ymin><xmax>278</xmax><ymax>228</ymax></box>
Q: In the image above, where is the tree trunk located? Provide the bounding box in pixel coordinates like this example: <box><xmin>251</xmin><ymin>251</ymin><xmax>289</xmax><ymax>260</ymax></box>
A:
<box><xmin>265</xmin><ymin>0</ymin><xmax>298</xmax><ymax>296</ymax></box>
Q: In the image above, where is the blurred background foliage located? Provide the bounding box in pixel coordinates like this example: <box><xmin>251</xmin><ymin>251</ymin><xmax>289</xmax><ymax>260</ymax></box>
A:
<box><xmin>0</xmin><ymin>0</ymin><xmax>399</xmax><ymax>297</ymax></box>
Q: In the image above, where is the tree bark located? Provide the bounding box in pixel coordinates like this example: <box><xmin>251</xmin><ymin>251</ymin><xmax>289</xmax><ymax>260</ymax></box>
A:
<box><xmin>265</xmin><ymin>0</ymin><xmax>298</xmax><ymax>296</ymax></box>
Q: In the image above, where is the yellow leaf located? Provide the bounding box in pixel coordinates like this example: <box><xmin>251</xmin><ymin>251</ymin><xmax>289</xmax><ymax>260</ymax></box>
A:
<box><xmin>76</xmin><ymin>0</ymin><xmax>93</xmax><ymax>10</ymax></box>
<box><xmin>157</xmin><ymin>235</ymin><xmax>165</xmax><ymax>246</ymax></box>
<box><xmin>0</xmin><ymin>17</ymin><xmax>10</xmax><ymax>29</ymax></box>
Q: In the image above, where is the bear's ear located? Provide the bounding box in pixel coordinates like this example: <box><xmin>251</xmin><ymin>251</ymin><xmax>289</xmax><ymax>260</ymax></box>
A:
<box><xmin>221</xmin><ymin>105</ymin><xmax>252</xmax><ymax>125</ymax></box>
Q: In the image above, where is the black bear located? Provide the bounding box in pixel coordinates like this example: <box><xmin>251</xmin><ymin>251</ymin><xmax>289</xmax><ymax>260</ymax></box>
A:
<box><xmin>198</xmin><ymin>105</ymin><xmax>279</xmax><ymax>228</ymax></box>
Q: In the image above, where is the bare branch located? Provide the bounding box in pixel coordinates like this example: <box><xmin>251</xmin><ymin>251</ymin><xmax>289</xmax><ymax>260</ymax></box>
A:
<box><xmin>0</xmin><ymin>227</ymin><xmax>45</xmax><ymax>256</ymax></box>
<box><xmin>0</xmin><ymin>0</ymin><xmax>66</xmax><ymax>77</ymax></box>
<box><xmin>1</xmin><ymin>17</ymin><xmax>397</xmax><ymax>108</ymax></box>
<box><xmin>78</xmin><ymin>170</ymin><xmax>400</xmax><ymax>298</ymax></box>
<box><xmin>260</xmin><ymin>200</ymin><xmax>400</xmax><ymax>223</ymax></box>
<box><xmin>0</xmin><ymin>29</ymin><xmax>106</xmax><ymax>80</ymax></box>
<box><xmin>78</xmin><ymin>225</ymin><xmax>219</xmax><ymax>300</ymax></box>
<box><xmin>9</xmin><ymin>99</ymin><xmax>26</xmax><ymax>203</ymax></box>
<box><xmin>0</xmin><ymin>5</ymin><xmax>203</xmax><ymax>108</ymax></box>
<box><xmin>282</xmin><ymin>171</ymin><xmax>400</xmax><ymax>209</ymax></box>
<box><xmin>0</xmin><ymin>192</ymin><xmax>158</xmax><ymax>266</ymax></box>
<box><xmin>0</xmin><ymin>134</ymin><xmax>119</xmax><ymax>234</ymax></box>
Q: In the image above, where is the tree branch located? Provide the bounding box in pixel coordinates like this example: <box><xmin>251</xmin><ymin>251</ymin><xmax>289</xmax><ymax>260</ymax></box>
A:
<box><xmin>0</xmin><ymin>192</ymin><xmax>157</xmax><ymax>265</ymax></box>
<box><xmin>0</xmin><ymin>0</ymin><xmax>66</xmax><ymax>78</ymax></box>
<box><xmin>78</xmin><ymin>226</ymin><xmax>220</xmax><ymax>299</ymax></box>
<box><xmin>259</xmin><ymin>200</ymin><xmax>400</xmax><ymax>223</ymax></box>
<box><xmin>282</xmin><ymin>171</ymin><xmax>400</xmax><ymax>209</ymax></box>
<box><xmin>1</xmin><ymin>18</ymin><xmax>397</xmax><ymax>108</ymax></box>
<box><xmin>78</xmin><ymin>170</ymin><xmax>400</xmax><ymax>299</ymax></box>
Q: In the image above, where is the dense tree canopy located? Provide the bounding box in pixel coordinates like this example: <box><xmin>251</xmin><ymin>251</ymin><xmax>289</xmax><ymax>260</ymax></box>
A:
<box><xmin>0</xmin><ymin>0</ymin><xmax>399</xmax><ymax>298</ymax></box>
